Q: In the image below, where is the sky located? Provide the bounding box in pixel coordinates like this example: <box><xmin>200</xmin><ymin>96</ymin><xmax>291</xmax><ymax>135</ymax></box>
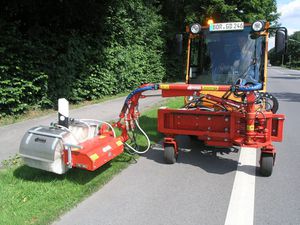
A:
<box><xmin>268</xmin><ymin>0</ymin><xmax>300</xmax><ymax>49</ymax></box>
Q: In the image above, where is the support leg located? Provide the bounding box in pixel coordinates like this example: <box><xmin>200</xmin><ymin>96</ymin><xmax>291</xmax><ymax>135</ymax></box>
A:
<box><xmin>260</xmin><ymin>145</ymin><xmax>276</xmax><ymax>177</ymax></box>
<box><xmin>163</xmin><ymin>137</ymin><xmax>178</xmax><ymax>164</ymax></box>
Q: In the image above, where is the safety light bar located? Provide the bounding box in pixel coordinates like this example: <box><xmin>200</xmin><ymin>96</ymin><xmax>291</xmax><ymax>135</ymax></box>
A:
<box><xmin>252</xmin><ymin>20</ymin><xmax>265</xmax><ymax>32</ymax></box>
<box><xmin>190</xmin><ymin>23</ymin><xmax>201</xmax><ymax>34</ymax></box>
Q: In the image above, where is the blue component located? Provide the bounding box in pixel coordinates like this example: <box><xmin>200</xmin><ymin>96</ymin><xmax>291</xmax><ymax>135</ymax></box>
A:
<box><xmin>238</xmin><ymin>82</ymin><xmax>262</xmax><ymax>91</ymax></box>
<box><xmin>125</xmin><ymin>85</ymin><xmax>156</xmax><ymax>104</ymax></box>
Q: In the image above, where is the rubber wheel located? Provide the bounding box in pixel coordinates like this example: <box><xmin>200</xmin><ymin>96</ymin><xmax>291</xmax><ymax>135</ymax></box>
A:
<box><xmin>260</xmin><ymin>154</ymin><xmax>274</xmax><ymax>177</ymax></box>
<box><xmin>189</xmin><ymin>135</ymin><xmax>199</xmax><ymax>141</ymax></box>
<box><xmin>164</xmin><ymin>145</ymin><xmax>177</xmax><ymax>164</ymax></box>
<box><xmin>189</xmin><ymin>135</ymin><xmax>205</xmax><ymax>146</ymax></box>
<box><xmin>258</xmin><ymin>92</ymin><xmax>279</xmax><ymax>114</ymax></box>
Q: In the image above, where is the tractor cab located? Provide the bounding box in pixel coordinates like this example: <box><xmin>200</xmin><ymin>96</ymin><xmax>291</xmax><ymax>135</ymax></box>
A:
<box><xmin>188</xmin><ymin>23</ymin><xmax>264</xmax><ymax>86</ymax></box>
<box><xmin>179</xmin><ymin>21</ymin><xmax>286</xmax><ymax>94</ymax></box>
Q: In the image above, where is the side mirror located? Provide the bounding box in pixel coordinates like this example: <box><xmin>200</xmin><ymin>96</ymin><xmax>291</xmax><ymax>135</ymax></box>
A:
<box><xmin>275</xmin><ymin>28</ymin><xmax>287</xmax><ymax>54</ymax></box>
<box><xmin>176</xmin><ymin>34</ymin><xmax>183</xmax><ymax>55</ymax></box>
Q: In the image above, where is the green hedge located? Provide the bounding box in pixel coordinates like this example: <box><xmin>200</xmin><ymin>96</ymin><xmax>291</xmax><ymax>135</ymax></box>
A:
<box><xmin>0</xmin><ymin>0</ymin><xmax>166</xmax><ymax>117</ymax></box>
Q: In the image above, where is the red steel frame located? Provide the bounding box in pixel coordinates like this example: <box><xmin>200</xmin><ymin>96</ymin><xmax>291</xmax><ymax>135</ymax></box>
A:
<box><xmin>63</xmin><ymin>131</ymin><xmax>124</xmax><ymax>171</ymax></box>
<box><xmin>62</xmin><ymin>83</ymin><xmax>284</xmax><ymax>171</ymax></box>
<box><xmin>157</xmin><ymin>84</ymin><xmax>284</xmax><ymax>160</ymax></box>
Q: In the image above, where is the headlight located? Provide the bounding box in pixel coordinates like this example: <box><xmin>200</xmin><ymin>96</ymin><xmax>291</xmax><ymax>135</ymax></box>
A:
<box><xmin>252</xmin><ymin>20</ymin><xmax>265</xmax><ymax>32</ymax></box>
<box><xmin>190</xmin><ymin>23</ymin><xmax>201</xmax><ymax>34</ymax></box>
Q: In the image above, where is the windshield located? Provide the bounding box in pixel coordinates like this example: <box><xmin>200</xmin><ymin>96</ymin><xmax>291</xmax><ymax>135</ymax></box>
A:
<box><xmin>189</xmin><ymin>26</ymin><xmax>265</xmax><ymax>85</ymax></box>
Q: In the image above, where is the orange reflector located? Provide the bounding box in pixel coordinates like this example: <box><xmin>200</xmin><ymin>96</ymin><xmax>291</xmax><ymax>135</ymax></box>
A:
<box><xmin>207</xmin><ymin>19</ymin><xmax>214</xmax><ymax>25</ymax></box>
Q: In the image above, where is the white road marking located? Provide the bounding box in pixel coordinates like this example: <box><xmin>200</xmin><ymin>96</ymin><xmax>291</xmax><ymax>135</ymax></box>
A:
<box><xmin>225</xmin><ymin>147</ymin><xmax>257</xmax><ymax>225</ymax></box>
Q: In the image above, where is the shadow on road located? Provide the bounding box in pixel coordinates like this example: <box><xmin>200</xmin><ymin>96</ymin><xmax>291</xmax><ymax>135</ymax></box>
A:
<box><xmin>144</xmin><ymin>135</ymin><xmax>258</xmax><ymax>176</ymax></box>
<box><xmin>272</xmin><ymin>92</ymin><xmax>300</xmax><ymax>103</ymax></box>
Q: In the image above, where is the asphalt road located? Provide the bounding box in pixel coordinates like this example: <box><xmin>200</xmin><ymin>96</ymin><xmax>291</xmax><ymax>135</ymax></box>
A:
<box><xmin>254</xmin><ymin>67</ymin><xmax>300</xmax><ymax>225</ymax></box>
<box><xmin>53</xmin><ymin>67</ymin><xmax>300</xmax><ymax>225</ymax></box>
<box><xmin>0</xmin><ymin>90</ymin><xmax>163</xmax><ymax>162</ymax></box>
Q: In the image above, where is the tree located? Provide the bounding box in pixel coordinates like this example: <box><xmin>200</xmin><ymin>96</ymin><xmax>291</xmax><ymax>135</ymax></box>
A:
<box><xmin>160</xmin><ymin>0</ymin><xmax>280</xmax><ymax>79</ymax></box>
<box><xmin>269</xmin><ymin>31</ymin><xmax>300</xmax><ymax>67</ymax></box>
<box><xmin>161</xmin><ymin>0</ymin><xmax>279</xmax><ymax>28</ymax></box>
<box><xmin>0</xmin><ymin>0</ymin><xmax>282</xmax><ymax>116</ymax></box>
<box><xmin>287</xmin><ymin>31</ymin><xmax>300</xmax><ymax>68</ymax></box>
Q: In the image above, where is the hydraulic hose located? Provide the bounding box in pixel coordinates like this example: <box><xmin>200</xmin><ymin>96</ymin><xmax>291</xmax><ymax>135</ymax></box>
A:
<box><xmin>120</xmin><ymin>84</ymin><xmax>159</xmax><ymax>116</ymax></box>
<box><xmin>54</xmin><ymin>124</ymin><xmax>80</xmax><ymax>144</ymax></box>
<box><xmin>125</xmin><ymin>84</ymin><xmax>158</xmax><ymax>103</ymax></box>
<box><xmin>124</xmin><ymin>120</ymin><xmax>151</xmax><ymax>154</ymax></box>
<box><xmin>78</xmin><ymin>119</ymin><xmax>116</xmax><ymax>138</ymax></box>
<box><xmin>118</xmin><ymin>84</ymin><xmax>159</xmax><ymax>154</ymax></box>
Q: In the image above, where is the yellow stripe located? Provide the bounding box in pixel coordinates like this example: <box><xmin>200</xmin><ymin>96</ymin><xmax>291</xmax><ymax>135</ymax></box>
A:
<box><xmin>186</xmin><ymin>37</ymin><xmax>191</xmax><ymax>83</ymax></box>
<box><xmin>160</xmin><ymin>84</ymin><xmax>170</xmax><ymax>90</ymax></box>
<box><xmin>90</xmin><ymin>153</ymin><xmax>99</xmax><ymax>161</ymax></box>
<box><xmin>202</xmin><ymin>86</ymin><xmax>219</xmax><ymax>91</ymax></box>
<box><xmin>99</xmin><ymin>135</ymin><xmax>106</xmax><ymax>139</ymax></box>
<box><xmin>247</xmin><ymin>125</ymin><xmax>255</xmax><ymax>131</ymax></box>
<box><xmin>116</xmin><ymin>140</ymin><xmax>123</xmax><ymax>146</ymax></box>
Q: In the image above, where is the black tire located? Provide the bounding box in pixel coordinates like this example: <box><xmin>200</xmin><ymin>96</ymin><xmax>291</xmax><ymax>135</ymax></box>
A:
<box><xmin>260</xmin><ymin>154</ymin><xmax>274</xmax><ymax>177</ymax></box>
<box><xmin>164</xmin><ymin>145</ymin><xmax>177</xmax><ymax>164</ymax></box>
<box><xmin>189</xmin><ymin>135</ymin><xmax>205</xmax><ymax>146</ymax></box>
<box><xmin>189</xmin><ymin>135</ymin><xmax>199</xmax><ymax>141</ymax></box>
<box><xmin>258</xmin><ymin>92</ymin><xmax>279</xmax><ymax>114</ymax></box>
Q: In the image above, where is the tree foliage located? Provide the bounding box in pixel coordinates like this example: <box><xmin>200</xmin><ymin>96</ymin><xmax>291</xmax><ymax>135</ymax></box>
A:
<box><xmin>160</xmin><ymin>0</ymin><xmax>279</xmax><ymax>79</ymax></box>
<box><xmin>287</xmin><ymin>31</ymin><xmax>300</xmax><ymax>68</ymax></box>
<box><xmin>0</xmin><ymin>0</ymin><xmax>280</xmax><ymax>117</ymax></box>
<box><xmin>0</xmin><ymin>0</ymin><xmax>165</xmax><ymax>116</ymax></box>
<box><xmin>269</xmin><ymin>31</ymin><xmax>300</xmax><ymax>67</ymax></box>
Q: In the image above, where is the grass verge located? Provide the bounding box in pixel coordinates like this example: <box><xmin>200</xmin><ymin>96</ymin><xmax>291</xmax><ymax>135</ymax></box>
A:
<box><xmin>0</xmin><ymin>92</ymin><xmax>129</xmax><ymax>127</ymax></box>
<box><xmin>0</xmin><ymin>97</ymin><xmax>183</xmax><ymax>225</ymax></box>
